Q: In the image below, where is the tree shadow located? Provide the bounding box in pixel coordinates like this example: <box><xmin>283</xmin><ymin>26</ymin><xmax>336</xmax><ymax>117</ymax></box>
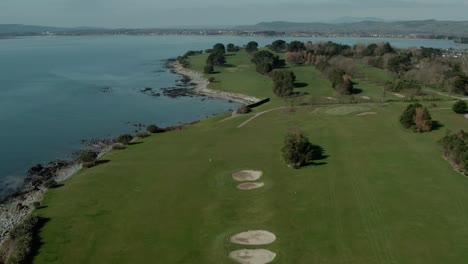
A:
<box><xmin>28</xmin><ymin>217</ymin><xmax>50</xmax><ymax>262</ymax></box>
<box><xmin>222</xmin><ymin>64</ymin><xmax>236</xmax><ymax>68</ymax></box>
<box><xmin>432</xmin><ymin>120</ymin><xmax>444</xmax><ymax>131</ymax></box>
<box><xmin>36</xmin><ymin>205</ymin><xmax>49</xmax><ymax>210</ymax></box>
<box><xmin>352</xmin><ymin>88</ymin><xmax>363</xmax><ymax>94</ymax></box>
<box><xmin>225</xmin><ymin>54</ymin><xmax>235</xmax><ymax>57</ymax></box>
<box><xmin>96</xmin><ymin>159</ymin><xmax>111</xmax><ymax>165</ymax></box>
<box><xmin>49</xmin><ymin>183</ymin><xmax>64</xmax><ymax>189</ymax></box>
<box><xmin>294</xmin><ymin>82</ymin><xmax>308</xmax><ymax>88</ymax></box>
<box><xmin>128</xmin><ymin>142</ymin><xmax>143</xmax><ymax>146</ymax></box>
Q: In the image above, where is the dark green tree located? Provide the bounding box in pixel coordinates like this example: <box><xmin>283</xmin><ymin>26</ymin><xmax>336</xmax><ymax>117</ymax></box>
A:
<box><xmin>206</xmin><ymin>51</ymin><xmax>226</xmax><ymax>66</ymax></box>
<box><xmin>227</xmin><ymin>43</ymin><xmax>240</xmax><ymax>52</ymax></box>
<box><xmin>273</xmin><ymin>70</ymin><xmax>296</xmax><ymax>97</ymax></box>
<box><xmin>399</xmin><ymin>103</ymin><xmax>433</xmax><ymax>132</ymax></box>
<box><xmin>146</xmin><ymin>125</ymin><xmax>159</xmax><ymax>133</ymax></box>
<box><xmin>79</xmin><ymin>151</ymin><xmax>98</xmax><ymax>163</ymax></box>
<box><xmin>387</xmin><ymin>53</ymin><xmax>413</xmax><ymax>76</ymax></box>
<box><xmin>251</xmin><ymin>50</ymin><xmax>280</xmax><ymax>74</ymax></box>
<box><xmin>281</xmin><ymin>132</ymin><xmax>324</xmax><ymax>169</ymax></box>
<box><xmin>287</xmin><ymin>41</ymin><xmax>306</xmax><ymax>52</ymax></box>
<box><xmin>453</xmin><ymin>100</ymin><xmax>468</xmax><ymax>114</ymax></box>
<box><xmin>212</xmin><ymin>43</ymin><xmax>226</xmax><ymax>54</ymax></box>
<box><xmin>270</xmin><ymin>40</ymin><xmax>287</xmax><ymax>52</ymax></box>
<box><xmin>245</xmin><ymin>41</ymin><xmax>259</xmax><ymax>53</ymax></box>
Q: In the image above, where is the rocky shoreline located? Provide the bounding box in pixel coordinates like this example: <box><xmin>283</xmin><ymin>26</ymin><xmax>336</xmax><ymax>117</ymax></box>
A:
<box><xmin>0</xmin><ymin>139</ymin><xmax>113</xmax><ymax>245</ymax></box>
<box><xmin>165</xmin><ymin>60</ymin><xmax>260</xmax><ymax>105</ymax></box>
<box><xmin>0</xmin><ymin>57</ymin><xmax>259</xmax><ymax>246</ymax></box>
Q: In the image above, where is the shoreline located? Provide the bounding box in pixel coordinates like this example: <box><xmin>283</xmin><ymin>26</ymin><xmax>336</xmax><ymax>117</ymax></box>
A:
<box><xmin>0</xmin><ymin>144</ymin><xmax>112</xmax><ymax>245</ymax></box>
<box><xmin>167</xmin><ymin>60</ymin><xmax>261</xmax><ymax>105</ymax></box>
<box><xmin>0</xmin><ymin>58</ymin><xmax>257</xmax><ymax>246</ymax></box>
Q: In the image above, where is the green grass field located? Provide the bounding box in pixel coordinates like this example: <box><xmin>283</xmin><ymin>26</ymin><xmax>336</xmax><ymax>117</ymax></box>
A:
<box><xmin>33</xmin><ymin>51</ymin><xmax>468</xmax><ymax>263</ymax></box>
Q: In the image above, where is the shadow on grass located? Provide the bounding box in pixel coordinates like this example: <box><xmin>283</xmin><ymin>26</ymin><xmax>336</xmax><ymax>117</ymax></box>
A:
<box><xmin>28</xmin><ymin>217</ymin><xmax>50</xmax><ymax>262</ymax></box>
<box><xmin>294</xmin><ymin>82</ymin><xmax>308</xmax><ymax>88</ymax></box>
<box><xmin>49</xmin><ymin>183</ymin><xmax>64</xmax><ymax>189</ymax></box>
<box><xmin>223</xmin><ymin>64</ymin><xmax>236</xmax><ymax>68</ymax></box>
<box><xmin>96</xmin><ymin>160</ymin><xmax>111</xmax><ymax>165</ymax></box>
<box><xmin>36</xmin><ymin>205</ymin><xmax>48</xmax><ymax>210</ymax></box>
<box><xmin>128</xmin><ymin>142</ymin><xmax>143</xmax><ymax>146</ymax></box>
<box><xmin>432</xmin><ymin>120</ymin><xmax>444</xmax><ymax>131</ymax></box>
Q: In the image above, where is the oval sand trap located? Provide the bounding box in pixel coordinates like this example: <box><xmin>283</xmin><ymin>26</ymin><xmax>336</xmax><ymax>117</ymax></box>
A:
<box><xmin>232</xmin><ymin>170</ymin><xmax>263</xmax><ymax>182</ymax></box>
<box><xmin>237</xmin><ymin>182</ymin><xmax>265</xmax><ymax>190</ymax></box>
<box><xmin>229</xmin><ymin>249</ymin><xmax>276</xmax><ymax>264</ymax></box>
<box><xmin>230</xmin><ymin>230</ymin><xmax>276</xmax><ymax>245</ymax></box>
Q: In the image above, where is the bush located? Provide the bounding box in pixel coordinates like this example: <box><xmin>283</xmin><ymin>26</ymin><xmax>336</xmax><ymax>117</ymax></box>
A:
<box><xmin>452</xmin><ymin>100</ymin><xmax>468</xmax><ymax>114</ymax></box>
<box><xmin>116</xmin><ymin>134</ymin><xmax>133</xmax><ymax>145</ymax></box>
<box><xmin>399</xmin><ymin>103</ymin><xmax>433</xmax><ymax>132</ymax></box>
<box><xmin>208</xmin><ymin>77</ymin><xmax>215</xmax><ymax>83</ymax></box>
<box><xmin>146</xmin><ymin>124</ymin><xmax>159</xmax><ymax>133</ymax></box>
<box><xmin>203</xmin><ymin>64</ymin><xmax>214</xmax><ymax>74</ymax></box>
<box><xmin>32</xmin><ymin>202</ymin><xmax>41</xmax><ymax>209</ymax></box>
<box><xmin>5</xmin><ymin>215</ymin><xmax>44</xmax><ymax>264</ymax></box>
<box><xmin>79</xmin><ymin>150</ymin><xmax>98</xmax><ymax>163</ymax></box>
<box><xmin>281</xmin><ymin>132</ymin><xmax>324</xmax><ymax>169</ymax></box>
<box><xmin>440</xmin><ymin>130</ymin><xmax>468</xmax><ymax>175</ymax></box>
<box><xmin>112</xmin><ymin>143</ymin><xmax>126</xmax><ymax>150</ymax></box>
<box><xmin>236</xmin><ymin>105</ymin><xmax>252</xmax><ymax>114</ymax></box>
<box><xmin>136</xmin><ymin>132</ymin><xmax>150</xmax><ymax>138</ymax></box>
<box><xmin>44</xmin><ymin>179</ymin><xmax>58</xmax><ymax>189</ymax></box>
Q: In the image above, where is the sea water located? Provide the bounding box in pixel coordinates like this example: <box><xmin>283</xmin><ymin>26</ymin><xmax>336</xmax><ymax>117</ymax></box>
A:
<box><xmin>0</xmin><ymin>35</ymin><xmax>464</xmax><ymax>198</ymax></box>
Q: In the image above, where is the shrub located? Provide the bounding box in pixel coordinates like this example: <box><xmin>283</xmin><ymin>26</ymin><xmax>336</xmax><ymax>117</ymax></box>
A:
<box><xmin>281</xmin><ymin>132</ymin><xmax>324</xmax><ymax>169</ymax></box>
<box><xmin>112</xmin><ymin>143</ymin><xmax>126</xmax><ymax>150</ymax></box>
<box><xmin>136</xmin><ymin>132</ymin><xmax>150</xmax><ymax>138</ymax></box>
<box><xmin>440</xmin><ymin>130</ymin><xmax>468</xmax><ymax>175</ymax></box>
<box><xmin>208</xmin><ymin>77</ymin><xmax>215</xmax><ymax>83</ymax></box>
<box><xmin>116</xmin><ymin>134</ymin><xmax>133</xmax><ymax>145</ymax></box>
<box><xmin>44</xmin><ymin>179</ymin><xmax>58</xmax><ymax>189</ymax></box>
<box><xmin>5</xmin><ymin>215</ymin><xmax>44</xmax><ymax>264</ymax></box>
<box><xmin>32</xmin><ymin>202</ymin><xmax>41</xmax><ymax>209</ymax></box>
<box><xmin>146</xmin><ymin>124</ymin><xmax>159</xmax><ymax>133</ymax></box>
<box><xmin>452</xmin><ymin>100</ymin><xmax>468</xmax><ymax>114</ymax></box>
<box><xmin>236</xmin><ymin>105</ymin><xmax>252</xmax><ymax>114</ymax></box>
<box><xmin>203</xmin><ymin>64</ymin><xmax>214</xmax><ymax>74</ymax></box>
<box><xmin>79</xmin><ymin>150</ymin><xmax>98</xmax><ymax>163</ymax></box>
<box><xmin>399</xmin><ymin>103</ymin><xmax>433</xmax><ymax>132</ymax></box>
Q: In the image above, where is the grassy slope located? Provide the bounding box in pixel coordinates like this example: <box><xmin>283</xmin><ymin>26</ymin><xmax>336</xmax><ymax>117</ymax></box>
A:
<box><xmin>34</xmin><ymin>51</ymin><xmax>468</xmax><ymax>264</ymax></box>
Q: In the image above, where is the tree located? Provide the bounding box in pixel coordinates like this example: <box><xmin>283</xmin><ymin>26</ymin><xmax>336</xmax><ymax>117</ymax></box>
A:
<box><xmin>281</xmin><ymin>132</ymin><xmax>324</xmax><ymax>169</ymax></box>
<box><xmin>387</xmin><ymin>53</ymin><xmax>413</xmax><ymax>76</ymax></box>
<box><xmin>79</xmin><ymin>151</ymin><xmax>98</xmax><ymax>163</ymax></box>
<box><xmin>236</xmin><ymin>105</ymin><xmax>252</xmax><ymax>114</ymax></box>
<box><xmin>287</xmin><ymin>41</ymin><xmax>306</xmax><ymax>52</ymax></box>
<box><xmin>453</xmin><ymin>100</ymin><xmax>468</xmax><ymax>114</ymax></box>
<box><xmin>212</xmin><ymin>43</ymin><xmax>226</xmax><ymax>54</ymax></box>
<box><xmin>336</xmin><ymin>75</ymin><xmax>354</xmax><ymax>95</ymax></box>
<box><xmin>363</xmin><ymin>43</ymin><xmax>378</xmax><ymax>56</ymax></box>
<box><xmin>270</xmin><ymin>40</ymin><xmax>287</xmax><ymax>52</ymax></box>
<box><xmin>206</xmin><ymin>51</ymin><xmax>226</xmax><ymax>66</ymax></box>
<box><xmin>245</xmin><ymin>41</ymin><xmax>259</xmax><ymax>53</ymax></box>
<box><xmin>251</xmin><ymin>50</ymin><xmax>280</xmax><ymax>74</ymax></box>
<box><xmin>204</xmin><ymin>64</ymin><xmax>214</xmax><ymax>74</ymax></box>
<box><xmin>399</xmin><ymin>103</ymin><xmax>433</xmax><ymax>132</ymax></box>
<box><xmin>227</xmin><ymin>43</ymin><xmax>240</xmax><ymax>52</ymax></box>
<box><xmin>116</xmin><ymin>134</ymin><xmax>133</xmax><ymax>145</ymax></box>
<box><xmin>273</xmin><ymin>70</ymin><xmax>296</xmax><ymax>97</ymax></box>
<box><xmin>285</xmin><ymin>51</ymin><xmax>306</xmax><ymax>65</ymax></box>
<box><xmin>440</xmin><ymin>130</ymin><xmax>468</xmax><ymax>175</ymax></box>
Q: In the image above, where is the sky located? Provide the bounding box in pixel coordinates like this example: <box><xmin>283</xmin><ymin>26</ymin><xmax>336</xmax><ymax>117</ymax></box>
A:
<box><xmin>0</xmin><ymin>0</ymin><xmax>467</xmax><ymax>28</ymax></box>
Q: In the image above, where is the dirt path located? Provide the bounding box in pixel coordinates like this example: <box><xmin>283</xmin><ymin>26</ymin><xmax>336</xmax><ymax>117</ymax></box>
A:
<box><xmin>237</xmin><ymin>107</ymin><xmax>286</xmax><ymax>128</ymax></box>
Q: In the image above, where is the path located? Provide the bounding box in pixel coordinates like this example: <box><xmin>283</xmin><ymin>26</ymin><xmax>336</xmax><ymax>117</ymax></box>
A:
<box><xmin>237</xmin><ymin>107</ymin><xmax>286</xmax><ymax>128</ymax></box>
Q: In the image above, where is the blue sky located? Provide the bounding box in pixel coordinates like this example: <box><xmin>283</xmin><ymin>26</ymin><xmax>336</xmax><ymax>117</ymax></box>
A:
<box><xmin>0</xmin><ymin>0</ymin><xmax>467</xmax><ymax>27</ymax></box>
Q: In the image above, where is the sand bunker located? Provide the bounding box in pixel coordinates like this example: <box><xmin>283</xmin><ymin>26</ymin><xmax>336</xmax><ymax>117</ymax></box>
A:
<box><xmin>230</xmin><ymin>230</ymin><xmax>276</xmax><ymax>245</ymax></box>
<box><xmin>394</xmin><ymin>93</ymin><xmax>406</xmax><ymax>98</ymax></box>
<box><xmin>232</xmin><ymin>170</ymin><xmax>263</xmax><ymax>182</ymax></box>
<box><xmin>237</xmin><ymin>182</ymin><xmax>265</xmax><ymax>190</ymax></box>
<box><xmin>357</xmin><ymin>112</ymin><xmax>377</xmax><ymax>116</ymax></box>
<box><xmin>465</xmin><ymin>114</ymin><xmax>468</xmax><ymax>119</ymax></box>
<box><xmin>229</xmin><ymin>249</ymin><xmax>276</xmax><ymax>264</ymax></box>
<box><xmin>361</xmin><ymin>96</ymin><xmax>371</xmax><ymax>100</ymax></box>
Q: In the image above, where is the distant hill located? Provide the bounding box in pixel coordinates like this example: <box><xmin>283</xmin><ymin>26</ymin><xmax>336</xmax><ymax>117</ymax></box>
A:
<box><xmin>235</xmin><ymin>20</ymin><xmax>468</xmax><ymax>37</ymax></box>
<box><xmin>0</xmin><ymin>24</ymin><xmax>70</xmax><ymax>34</ymax></box>
<box><xmin>329</xmin><ymin>17</ymin><xmax>388</xmax><ymax>24</ymax></box>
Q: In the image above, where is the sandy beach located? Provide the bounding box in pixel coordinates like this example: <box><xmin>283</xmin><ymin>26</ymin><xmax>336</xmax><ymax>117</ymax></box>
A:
<box><xmin>169</xmin><ymin>61</ymin><xmax>261</xmax><ymax>105</ymax></box>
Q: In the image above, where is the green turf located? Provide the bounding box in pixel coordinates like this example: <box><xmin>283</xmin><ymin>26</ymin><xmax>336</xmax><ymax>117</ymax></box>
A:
<box><xmin>33</xmin><ymin>50</ymin><xmax>468</xmax><ymax>264</ymax></box>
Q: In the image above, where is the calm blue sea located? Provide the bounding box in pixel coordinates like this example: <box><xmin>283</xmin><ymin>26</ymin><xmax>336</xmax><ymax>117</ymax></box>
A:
<box><xmin>0</xmin><ymin>35</ymin><xmax>465</xmax><ymax>198</ymax></box>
